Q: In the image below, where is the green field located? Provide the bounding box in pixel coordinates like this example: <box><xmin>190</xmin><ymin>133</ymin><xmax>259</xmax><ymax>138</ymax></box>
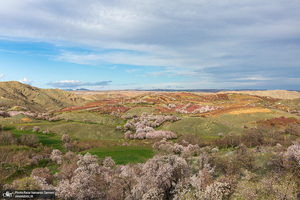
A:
<box><xmin>164</xmin><ymin>110</ymin><xmax>300</xmax><ymax>138</ymax></box>
<box><xmin>164</xmin><ymin>117</ymin><xmax>231</xmax><ymax>138</ymax></box>
<box><xmin>47</xmin><ymin>123</ymin><xmax>124</xmax><ymax>140</ymax></box>
<box><xmin>84</xmin><ymin>146</ymin><xmax>154</xmax><ymax>165</ymax></box>
<box><xmin>58</xmin><ymin>112</ymin><xmax>125</xmax><ymax>125</ymax></box>
<box><xmin>126</xmin><ymin>107</ymin><xmax>156</xmax><ymax>115</ymax></box>
<box><xmin>11</xmin><ymin>129</ymin><xmax>63</xmax><ymax>150</ymax></box>
<box><xmin>13</xmin><ymin>122</ymin><xmax>124</xmax><ymax>140</ymax></box>
<box><xmin>214</xmin><ymin>109</ymin><xmax>300</xmax><ymax>131</ymax></box>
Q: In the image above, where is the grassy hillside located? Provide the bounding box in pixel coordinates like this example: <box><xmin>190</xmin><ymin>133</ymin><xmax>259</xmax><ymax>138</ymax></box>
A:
<box><xmin>164</xmin><ymin>117</ymin><xmax>231</xmax><ymax>138</ymax></box>
<box><xmin>58</xmin><ymin>112</ymin><xmax>124</xmax><ymax>125</ymax></box>
<box><xmin>164</xmin><ymin>109</ymin><xmax>300</xmax><ymax>138</ymax></box>
<box><xmin>0</xmin><ymin>81</ymin><xmax>85</xmax><ymax>112</ymax></box>
<box><xmin>221</xmin><ymin>90</ymin><xmax>300</xmax><ymax>99</ymax></box>
<box><xmin>43</xmin><ymin>123</ymin><xmax>123</xmax><ymax>140</ymax></box>
<box><xmin>126</xmin><ymin>107</ymin><xmax>156</xmax><ymax>115</ymax></box>
<box><xmin>214</xmin><ymin>109</ymin><xmax>300</xmax><ymax>130</ymax></box>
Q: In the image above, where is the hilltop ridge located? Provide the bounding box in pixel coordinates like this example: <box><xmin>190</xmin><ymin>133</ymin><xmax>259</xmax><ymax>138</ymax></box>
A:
<box><xmin>220</xmin><ymin>90</ymin><xmax>300</xmax><ymax>100</ymax></box>
<box><xmin>0</xmin><ymin>81</ymin><xmax>299</xmax><ymax>112</ymax></box>
<box><xmin>0</xmin><ymin>81</ymin><xmax>85</xmax><ymax>112</ymax></box>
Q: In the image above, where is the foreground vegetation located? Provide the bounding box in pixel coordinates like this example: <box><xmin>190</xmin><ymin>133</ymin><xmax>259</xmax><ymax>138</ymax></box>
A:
<box><xmin>0</xmin><ymin>85</ymin><xmax>299</xmax><ymax>199</ymax></box>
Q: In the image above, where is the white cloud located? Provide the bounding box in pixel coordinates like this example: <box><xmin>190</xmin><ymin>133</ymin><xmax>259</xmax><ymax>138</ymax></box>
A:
<box><xmin>19</xmin><ymin>77</ymin><xmax>32</xmax><ymax>85</ymax></box>
<box><xmin>234</xmin><ymin>76</ymin><xmax>273</xmax><ymax>81</ymax></box>
<box><xmin>0</xmin><ymin>0</ymin><xmax>299</xmax><ymax>89</ymax></box>
<box><xmin>0</xmin><ymin>73</ymin><xmax>4</xmax><ymax>79</ymax></box>
<box><xmin>47</xmin><ymin>80</ymin><xmax>112</xmax><ymax>88</ymax></box>
<box><xmin>110</xmin><ymin>80</ymin><xmax>264</xmax><ymax>90</ymax></box>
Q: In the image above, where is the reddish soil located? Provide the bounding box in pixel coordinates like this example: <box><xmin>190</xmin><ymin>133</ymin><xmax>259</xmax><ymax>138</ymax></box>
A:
<box><xmin>200</xmin><ymin>106</ymin><xmax>245</xmax><ymax>117</ymax></box>
<box><xmin>258</xmin><ymin>116</ymin><xmax>300</xmax><ymax>126</ymax></box>
<box><xmin>58</xmin><ymin>106</ymin><xmax>96</xmax><ymax>112</ymax></box>
<box><xmin>185</xmin><ymin>105</ymin><xmax>201</xmax><ymax>112</ymax></box>
<box><xmin>203</xmin><ymin>94</ymin><xmax>229</xmax><ymax>101</ymax></box>
<box><xmin>91</xmin><ymin>105</ymin><xmax>130</xmax><ymax>113</ymax></box>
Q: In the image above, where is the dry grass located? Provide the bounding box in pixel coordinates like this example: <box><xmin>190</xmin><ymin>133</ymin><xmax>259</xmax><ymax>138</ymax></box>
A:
<box><xmin>227</xmin><ymin>107</ymin><xmax>271</xmax><ymax>115</ymax></box>
<box><xmin>21</xmin><ymin>118</ymin><xmax>32</xmax><ymax>122</ymax></box>
<box><xmin>221</xmin><ymin>90</ymin><xmax>300</xmax><ymax>100</ymax></box>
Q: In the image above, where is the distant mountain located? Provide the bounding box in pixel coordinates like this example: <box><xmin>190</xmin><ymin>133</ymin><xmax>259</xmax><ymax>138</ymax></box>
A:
<box><xmin>63</xmin><ymin>88</ymin><xmax>90</xmax><ymax>91</ymax></box>
<box><xmin>0</xmin><ymin>81</ymin><xmax>86</xmax><ymax>112</ymax></box>
<box><xmin>76</xmin><ymin>88</ymin><xmax>90</xmax><ymax>91</ymax></box>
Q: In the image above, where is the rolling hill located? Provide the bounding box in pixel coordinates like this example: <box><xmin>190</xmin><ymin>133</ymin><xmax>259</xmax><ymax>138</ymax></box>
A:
<box><xmin>0</xmin><ymin>81</ymin><xmax>86</xmax><ymax>112</ymax></box>
<box><xmin>220</xmin><ymin>90</ymin><xmax>300</xmax><ymax>99</ymax></box>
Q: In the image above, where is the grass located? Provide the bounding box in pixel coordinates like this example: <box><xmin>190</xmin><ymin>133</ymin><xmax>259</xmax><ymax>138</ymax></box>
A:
<box><xmin>11</xmin><ymin>129</ymin><xmax>63</xmax><ymax>150</ymax></box>
<box><xmin>126</xmin><ymin>107</ymin><xmax>156</xmax><ymax>115</ymax></box>
<box><xmin>37</xmin><ymin>159</ymin><xmax>51</xmax><ymax>168</ymax></box>
<box><xmin>58</xmin><ymin>112</ymin><xmax>125</xmax><ymax>125</ymax></box>
<box><xmin>0</xmin><ymin>116</ymin><xmax>41</xmax><ymax>125</ymax></box>
<box><xmin>13</xmin><ymin>121</ymin><xmax>124</xmax><ymax>141</ymax></box>
<box><xmin>164</xmin><ymin>116</ymin><xmax>231</xmax><ymax>138</ymax></box>
<box><xmin>1</xmin><ymin>169</ymin><xmax>30</xmax><ymax>184</ymax></box>
<box><xmin>0</xmin><ymin>144</ymin><xmax>30</xmax><ymax>151</ymax></box>
<box><xmin>46</xmin><ymin>123</ymin><xmax>124</xmax><ymax>140</ymax></box>
<box><xmin>84</xmin><ymin>146</ymin><xmax>154</xmax><ymax>165</ymax></box>
<box><xmin>214</xmin><ymin>109</ymin><xmax>300</xmax><ymax>132</ymax></box>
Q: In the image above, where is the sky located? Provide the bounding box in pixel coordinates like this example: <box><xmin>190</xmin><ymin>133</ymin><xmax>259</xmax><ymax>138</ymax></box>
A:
<box><xmin>0</xmin><ymin>0</ymin><xmax>299</xmax><ymax>90</ymax></box>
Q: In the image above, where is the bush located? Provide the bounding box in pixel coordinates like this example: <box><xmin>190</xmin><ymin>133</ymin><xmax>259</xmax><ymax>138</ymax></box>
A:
<box><xmin>6</xmin><ymin>177</ymin><xmax>41</xmax><ymax>190</ymax></box>
<box><xmin>31</xmin><ymin>168</ymin><xmax>54</xmax><ymax>184</ymax></box>
<box><xmin>50</xmin><ymin>149</ymin><xmax>62</xmax><ymax>164</ymax></box>
<box><xmin>286</xmin><ymin>123</ymin><xmax>300</xmax><ymax>136</ymax></box>
<box><xmin>32</xmin><ymin>126</ymin><xmax>40</xmax><ymax>133</ymax></box>
<box><xmin>62</xmin><ymin>134</ymin><xmax>72</xmax><ymax>143</ymax></box>
<box><xmin>103</xmin><ymin>157</ymin><xmax>115</xmax><ymax>168</ymax></box>
<box><xmin>0</xmin><ymin>132</ymin><xmax>18</xmax><ymax>145</ymax></box>
<box><xmin>20</xmin><ymin>134</ymin><xmax>39</xmax><ymax>147</ymax></box>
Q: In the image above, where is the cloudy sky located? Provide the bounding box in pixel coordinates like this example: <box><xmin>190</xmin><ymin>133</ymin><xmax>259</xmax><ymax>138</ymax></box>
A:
<box><xmin>0</xmin><ymin>0</ymin><xmax>299</xmax><ymax>90</ymax></box>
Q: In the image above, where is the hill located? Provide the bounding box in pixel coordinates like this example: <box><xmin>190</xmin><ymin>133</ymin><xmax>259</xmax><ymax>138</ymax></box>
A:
<box><xmin>220</xmin><ymin>90</ymin><xmax>300</xmax><ymax>99</ymax></box>
<box><xmin>0</xmin><ymin>81</ymin><xmax>85</xmax><ymax>112</ymax></box>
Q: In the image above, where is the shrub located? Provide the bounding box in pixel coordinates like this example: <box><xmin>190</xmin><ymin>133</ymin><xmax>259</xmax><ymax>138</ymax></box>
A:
<box><xmin>31</xmin><ymin>168</ymin><xmax>54</xmax><ymax>184</ymax></box>
<box><xmin>286</xmin><ymin>123</ymin><xmax>300</xmax><ymax>136</ymax></box>
<box><xmin>6</xmin><ymin>177</ymin><xmax>41</xmax><ymax>190</ymax></box>
<box><xmin>32</xmin><ymin>126</ymin><xmax>40</xmax><ymax>133</ymax></box>
<box><xmin>50</xmin><ymin>149</ymin><xmax>62</xmax><ymax>164</ymax></box>
<box><xmin>103</xmin><ymin>157</ymin><xmax>115</xmax><ymax>168</ymax></box>
<box><xmin>20</xmin><ymin>134</ymin><xmax>39</xmax><ymax>147</ymax></box>
<box><xmin>0</xmin><ymin>132</ymin><xmax>18</xmax><ymax>145</ymax></box>
<box><xmin>62</xmin><ymin>134</ymin><xmax>72</xmax><ymax>143</ymax></box>
<box><xmin>42</xmin><ymin>129</ymin><xmax>50</xmax><ymax>134</ymax></box>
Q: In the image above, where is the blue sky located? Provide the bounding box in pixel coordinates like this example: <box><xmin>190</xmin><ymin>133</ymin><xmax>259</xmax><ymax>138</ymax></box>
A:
<box><xmin>0</xmin><ymin>0</ymin><xmax>299</xmax><ymax>90</ymax></box>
